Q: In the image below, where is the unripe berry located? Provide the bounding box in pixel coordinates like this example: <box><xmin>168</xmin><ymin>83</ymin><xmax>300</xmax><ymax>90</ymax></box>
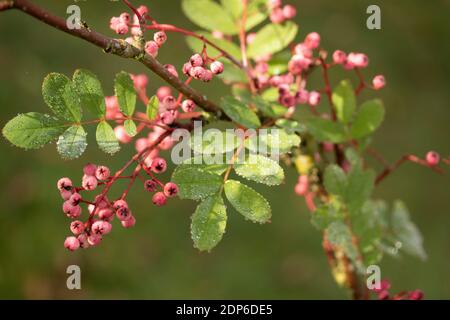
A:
<box><xmin>332</xmin><ymin>50</ymin><xmax>347</xmax><ymax>64</ymax></box>
<box><xmin>92</xmin><ymin>220</ymin><xmax>112</xmax><ymax>235</ymax></box>
<box><xmin>82</xmin><ymin>175</ymin><xmax>98</xmax><ymax>191</ymax></box>
<box><xmin>77</xmin><ymin>234</ymin><xmax>89</xmax><ymax>248</ymax></box>
<box><xmin>270</xmin><ymin>7</ymin><xmax>285</xmax><ymax>24</ymax></box>
<box><xmin>114</xmin><ymin>125</ymin><xmax>132</xmax><ymax>144</ymax></box>
<box><xmin>144</xmin><ymin>179</ymin><xmax>158</xmax><ymax>192</ymax></box>
<box><xmin>202</xmin><ymin>70</ymin><xmax>213</xmax><ymax>82</ymax></box>
<box><xmin>144</xmin><ymin>41</ymin><xmax>159</xmax><ymax>58</ymax></box>
<box><xmin>70</xmin><ymin>220</ymin><xmax>85</xmax><ymax>235</ymax></box>
<box><xmin>121</xmin><ymin>215</ymin><xmax>136</xmax><ymax>228</ymax></box>
<box><xmin>295</xmin><ymin>89</ymin><xmax>309</xmax><ymax>104</ymax></box>
<box><xmin>282</xmin><ymin>5</ymin><xmax>297</xmax><ymax>19</ymax></box>
<box><xmin>279</xmin><ymin>93</ymin><xmax>296</xmax><ymax>107</ymax></box>
<box><xmin>295</xmin><ymin>175</ymin><xmax>309</xmax><ymax>196</ymax></box>
<box><xmin>151</xmin><ymin>157</ymin><xmax>167</xmax><ymax>174</ymax></box>
<box><xmin>181</xmin><ymin>99</ymin><xmax>196</xmax><ymax>113</ymax></box>
<box><xmin>116</xmin><ymin>206</ymin><xmax>132</xmax><ymax>221</ymax></box>
<box><xmin>83</xmin><ymin>163</ymin><xmax>97</xmax><ymax>176</ymax></box>
<box><xmin>294</xmin><ymin>43</ymin><xmax>313</xmax><ymax>58</ymax></box>
<box><xmin>60</xmin><ymin>189</ymin><xmax>72</xmax><ymax>200</ymax></box>
<box><xmin>372</xmin><ymin>75</ymin><xmax>386</xmax><ymax>90</ymax></box>
<box><xmin>95</xmin><ymin>166</ymin><xmax>111</xmax><ymax>181</ymax></box>
<box><xmin>98</xmin><ymin>208</ymin><xmax>114</xmax><ymax>220</ymax></box>
<box><xmin>426</xmin><ymin>151</ymin><xmax>440</xmax><ymax>166</ymax></box>
<box><xmin>158</xmin><ymin>135</ymin><xmax>175</xmax><ymax>150</ymax></box>
<box><xmin>304</xmin><ymin>32</ymin><xmax>321</xmax><ymax>49</ymax></box>
<box><xmin>160</xmin><ymin>111</ymin><xmax>175</xmax><ymax>125</ymax></box>
<box><xmin>137</xmin><ymin>5</ymin><xmax>149</xmax><ymax>16</ymax></box>
<box><xmin>87</xmin><ymin>234</ymin><xmax>102</xmax><ymax>247</ymax></box>
<box><xmin>94</xmin><ymin>195</ymin><xmax>110</xmax><ymax>209</ymax></box>
<box><xmin>119</xmin><ymin>12</ymin><xmax>130</xmax><ymax>24</ymax></box>
<box><xmin>57</xmin><ymin>177</ymin><xmax>73</xmax><ymax>191</ymax></box>
<box><xmin>190</xmin><ymin>66</ymin><xmax>206</xmax><ymax>80</ymax></box>
<box><xmin>63</xmin><ymin>201</ymin><xmax>82</xmax><ymax>218</ymax></box>
<box><xmin>163</xmin><ymin>182</ymin><xmax>179</xmax><ymax>198</ymax></box>
<box><xmin>210</xmin><ymin>61</ymin><xmax>224</xmax><ymax>75</ymax></box>
<box><xmin>190</xmin><ymin>53</ymin><xmax>204</xmax><ymax>67</ymax></box>
<box><xmin>64</xmin><ymin>236</ymin><xmax>80</xmax><ymax>251</ymax></box>
<box><xmin>164</xmin><ymin>64</ymin><xmax>179</xmax><ymax>78</ymax></box>
<box><xmin>347</xmin><ymin>52</ymin><xmax>369</xmax><ymax>68</ymax></box>
<box><xmin>115</xmin><ymin>23</ymin><xmax>129</xmax><ymax>35</ymax></box>
<box><xmin>154</xmin><ymin>31</ymin><xmax>167</xmax><ymax>46</ymax></box>
<box><xmin>182</xmin><ymin>62</ymin><xmax>192</xmax><ymax>75</ymax></box>
<box><xmin>131</xmin><ymin>74</ymin><xmax>148</xmax><ymax>90</ymax></box>
<box><xmin>69</xmin><ymin>192</ymin><xmax>82</xmax><ymax>206</ymax></box>
<box><xmin>308</xmin><ymin>91</ymin><xmax>321</xmax><ymax>106</ymax></box>
<box><xmin>152</xmin><ymin>192</ymin><xmax>167</xmax><ymax>206</ymax></box>
<box><xmin>162</xmin><ymin>95</ymin><xmax>177</xmax><ymax>110</ymax></box>
<box><xmin>113</xmin><ymin>199</ymin><xmax>129</xmax><ymax>211</ymax></box>
<box><xmin>156</xmin><ymin>86</ymin><xmax>172</xmax><ymax>101</ymax></box>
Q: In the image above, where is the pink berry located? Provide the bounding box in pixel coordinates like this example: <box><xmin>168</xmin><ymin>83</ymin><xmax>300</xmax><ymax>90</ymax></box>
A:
<box><xmin>137</xmin><ymin>5</ymin><xmax>148</xmax><ymax>16</ymax></box>
<box><xmin>295</xmin><ymin>89</ymin><xmax>309</xmax><ymax>104</ymax></box>
<box><xmin>182</xmin><ymin>62</ymin><xmax>192</xmax><ymax>75</ymax></box>
<box><xmin>426</xmin><ymin>151</ymin><xmax>440</xmax><ymax>166</ymax></box>
<box><xmin>152</xmin><ymin>192</ymin><xmax>167</xmax><ymax>206</ymax></box>
<box><xmin>98</xmin><ymin>208</ymin><xmax>114</xmax><ymax>220</ymax></box>
<box><xmin>164</xmin><ymin>64</ymin><xmax>179</xmax><ymax>78</ymax></box>
<box><xmin>119</xmin><ymin>12</ymin><xmax>130</xmax><ymax>24</ymax></box>
<box><xmin>294</xmin><ymin>43</ymin><xmax>313</xmax><ymax>58</ymax></box>
<box><xmin>113</xmin><ymin>199</ymin><xmax>128</xmax><ymax>211</ymax></box>
<box><xmin>347</xmin><ymin>52</ymin><xmax>369</xmax><ymax>68</ymax></box>
<box><xmin>308</xmin><ymin>91</ymin><xmax>321</xmax><ymax>106</ymax></box>
<box><xmin>156</xmin><ymin>86</ymin><xmax>172</xmax><ymax>101</ymax></box>
<box><xmin>162</xmin><ymin>95</ymin><xmax>177</xmax><ymax>110</ymax></box>
<box><xmin>144</xmin><ymin>41</ymin><xmax>159</xmax><ymax>58</ymax></box>
<box><xmin>154</xmin><ymin>31</ymin><xmax>167</xmax><ymax>46</ymax></box>
<box><xmin>268</xmin><ymin>0</ymin><xmax>282</xmax><ymax>8</ymax></box>
<box><xmin>270</xmin><ymin>7</ymin><xmax>285</xmax><ymax>24</ymax></box>
<box><xmin>70</xmin><ymin>220</ymin><xmax>85</xmax><ymax>235</ymax></box>
<box><xmin>210</xmin><ymin>61</ymin><xmax>224</xmax><ymax>75</ymax></box>
<box><xmin>116</xmin><ymin>206</ymin><xmax>132</xmax><ymax>221</ymax></box>
<box><xmin>69</xmin><ymin>192</ymin><xmax>82</xmax><ymax>206</ymax></box>
<box><xmin>57</xmin><ymin>177</ymin><xmax>73</xmax><ymax>191</ymax></box>
<box><xmin>60</xmin><ymin>189</ymin><xmax>72</xmax><ymax>200</ymax></box>
<box><xmin>295</xmin><ymin>175</ymin><xmax>309</xmax><ymax>196</ymax></box>
<box><xmin>282</xmin><ymin>5</ymin><xmax>297</xmax><ymax>19</ymax></box>
<box><xmin>332</xmin><ymin>50</ymin><xmax>347</xmax><ymax>64</ymax></box>
<box><xmin>135</xmin><ymin>138</ymin><xmax>149</xmax><ymax>153</ymax></box>
<box><xmin>304</xmin><ymin>32</ymin><xmax>321</xmax><ymax>49</ymax></box>
<box><xmin>163</xmin><ymin>182</ymin><xmax>179</xmax><ymax>198</ymax></box>
<box><xmin>121</xmin><ymin>215</ymin><xmax>136</xmax><ymax>228</ymax></box>
<box><xmin>94</xmin><ymin>195</ymin><xmax>110</xmax><ymax>209</ymax></box>
<box><xmin>190</xmin><ymin>66</ymin><xmax>206</xmax><ymax>80</ymax></box>
<box><xmin>83</xmin><ymin>163</ymin><xmax>97</xmax><ymax>176</ymax></box>
<box><xmin>409</xmin><ymin>290</ymin><xmax>424</xmax><ymax>300</ymax></box>
<box><xmin>95</xmin><ymin>166</ymin><xmax>111</xmax><ymax>181</ymax></box>
<box><xmin>87</xmin><ymin>234</ymin><xmax>102</xmax><ymax>246</ymax></box>
<box><xmin>150</xmin><ymin>157</ymin><xmax>167</xmax><ymax>174</ymax></box>
<box><xmin>160</xmin><ymin>111</ymin><xmax>175</xmax><ymax>125</ymax></box>
<box><xmin>114</xmin><ymin>125</ymin><xmax>132</xmax><ymax>144</ymax></box>
<box><xmin>82</xmin><ymin>175</ymin><xmax>98</xmax><ymax>191</ymax></box>
<box><xmin>64</xmin><ymin>236</ymin><xmax>80</xmax><ymax>251</ymax></box>
<box><xmin>190</xmin><ymin>53</ymin><xmax>204</xmax><ymax>67</ymax></box>
<box><xmin>77</xmin><ymin>234</ymin><xmax>89</xmax><ymax>249</ymax></box>
<box><xmin>115</xmin><ymin>23</ymin><xmax>129</xmax><ymax>35</ymax></box>
<box><xmin>92</xmin><ymin>220</ymin><xmax>112</xmax><ymax>235</ymax></box>
<box><xmin>131</xmin><ymin>74</ymin><xmax>148</xmax><ymax>90</ymax></box>
<box><xmin>181</xmin><ymin>99</ymin><xmax>196</xmax><ymax>113</ymax></box>
<box><xmin>144</xmin><ymin>179</ymin><xmax>158</xmax><ymax>192</ymax></box>
<box><xmin>246</xmin><ymin>32</ymin><xmax>257</xmax><ymax>44</ymax></box>
<box><xmin>201</xmin><ymin>70</ymin><xmax>213</xmax><ymax>82</ymax></box>
<box><xmin>372</xmin><ymin>75</ymin><xmax>386</xmax><ymax>90</ymax></box>
<box><xmin>63</xmin><ymin>201</ymin><xmax>82</xmax><ymax>218</ymax></box>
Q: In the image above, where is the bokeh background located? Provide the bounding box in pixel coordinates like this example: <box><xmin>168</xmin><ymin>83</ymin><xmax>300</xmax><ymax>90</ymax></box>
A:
<box><xmin>0</xmin><ymin>0</ymin><xmax>449</xmax><ymax>299</ymax></box>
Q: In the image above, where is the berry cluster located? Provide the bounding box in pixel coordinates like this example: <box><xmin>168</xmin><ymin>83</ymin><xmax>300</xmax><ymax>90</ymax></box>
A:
<box><xmin>371</xmin><ymin>279</ymin><xmax>423</xmax><ymax>300</ymax></box>
<box><xmin>183</xmin><ymin>54</ymin><xmax>224</xmax><ymax>83</ymax></box>
<box><xmin>58</xmin><ymin>161</ymin><xmax>178</xmax><ymax>252</ymax></box>
<box><xmin>268</xmin><ymin>0</ymin><xmax>297</xmax><ymax>24</ymax></box>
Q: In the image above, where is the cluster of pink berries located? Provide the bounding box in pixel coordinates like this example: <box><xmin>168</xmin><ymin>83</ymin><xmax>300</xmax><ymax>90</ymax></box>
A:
<box><xmin>371</xmin><ymin>279</ymin><xmax>423</xmax><ymax>300</ymax></box>
<box><xmin>182</xmin><ymin>53</ymin><xmax>224</xmax><ymax>82</ymax></box>
<box><xmin>57</xmin><ymin>162</ymin><xmax>178</xmax><ymax>252</ymax></box>
<box><xmin>268</xmin><ymin>0</ymin><xmax>297</xmax><ymax>24</ymax></box>
<box><xmin>110</xmin><ymin>5</ymin><xmax>149</xmax><ymax>36</ymax></box>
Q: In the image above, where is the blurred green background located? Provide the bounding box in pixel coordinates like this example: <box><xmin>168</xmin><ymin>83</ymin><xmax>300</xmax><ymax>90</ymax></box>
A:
<box><xmin>0</xmin><ymin>0</ymin><xmax>449</xmax><ymax>299</ymax></box>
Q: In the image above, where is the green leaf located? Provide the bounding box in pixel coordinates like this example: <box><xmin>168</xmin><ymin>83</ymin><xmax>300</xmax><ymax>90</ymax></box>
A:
<box><xmin>146</xmin><ymin>95</ymin><xmax>159</xmax><ymax>121</ymax></box>
<box><xmin>224</xmin><ymin>180</ymin><xmax>271</xmax><ymax>223</ymax></box>
<box><xmin>2</xmin><ymin>112</ymin><xmax>65</xmax><ymax>150</ymax></box>
<box><xmin>245</xmin><ymin>128</ymin><xmax>300</xmax><ymax>153</ymax></box>
<box><xmin>96</xmin><ymin>121</ymin><xmax>120</xmax><ymax>155</ymax></box>
<box><xmin>191</xmin><ymin>194</ymin><xmax>227</xmax><ymax>251</ymax></box>
<box><xmin>219</xmin><ymin>61</ymin><xmax>248</xmax><ymax>83</ymax></box>
<box><xmin>186</xmin><ymin>31</ymin><xmax>241</xmax><ymax>59</ymax></box>
<box><xmin>306</xmin><ymin>117</ymin><xmax>348</xmax><ymax>143</ymax></box>
<box><xmin>391</xmin><ymin>201</ymin><xmax>426</xmax><ymax>260</ymax></box>
<box><xmin>268</xmin><ymin>51</ymin><xmax>291</xmax><ymax>75</ymax></box>
<box><xmin>172</xmin><ymin>166</ymin><xmax>223</xmax><ymax>200</ymax></box>
<box><xmin>72</xmin><ymin>69</ymin><xmax>106</xmax><ymax>118</ymax></box>
<box><xmin>234</xmin><ymin>154</ymin><xmax>284</xmax><ymax>186</ymax></box>
<box><xmin>332</xmin><ymin>80</ymin><xmax>356</xmax><ymax>124</ymax></box>
<box><xmin>56</xmin><ymin>125</ymin><xmax>87</xmax><ymax>160</ymax></box>
<box><xmin>182</xmin><ymin>0</ymin><xmax>237</xmax><ymax>34</ymax></box>
<box><xmin>311</xmin><ymin>202</ymin><xmax>345</xmax><ymax>230</ymax></box>
<box><xmin>180</xmin><ymin>156</ymin><xmax>229</xmax><ymax>175</ymax></box>
<box><xmin>345</xmin><ymin>167</ymin><xmax>375</xmax><ymax>213</ymax></box>
<box><xmin>221</xmin><ymin>96</ymin><xmax>261</xmax><ymax>128</ymax></box>
<box><xmin>114</xmin><ymin>71</ymin><xmax>136</xmax><ymax>117</ymax></box>
<box><xmin>221</xmin><ymin>0</ymin><xmax>268</xmax><ymax>31</ymax></box>
<box><xmin>247</xmin><ymin>22</ymin><xmax>298</xmax><ymax>58</ymax></box>
<box><xmin>275</xmin><ymin>119</ymin><xmax>307</xmax><ymax>134</ymax></box>
<box><xmin>42</xmin><ymin>73</ymin><xmax>82</xmax><ymax>122</ymax></box>
<box><xmin>190</xmin><ymin>130</ymin><xmax>240</xmax><ymax>154</ymax></box>
<box><xmin>324</xmin><ymin>164</ymin><xmax>347</xmax><ymax>197</ymax></box>
<box><xmin>327</xmin><ymin>221</ymin><xmax>364</xmax><ymax>272</ymax></box>
<box><xmin>124</xmin><ymin>119</ymin><xmax>137</xmax><ymax>137</ymax></box>
<box><xmin>351</xmin><ymin>99</ymin><xmax>385</xmax><ymax>139</ymax></box>
<box><xmin>237</xmin><ymin>93</ymin><xmax>287</xmax><ymax>118</ymax></box>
